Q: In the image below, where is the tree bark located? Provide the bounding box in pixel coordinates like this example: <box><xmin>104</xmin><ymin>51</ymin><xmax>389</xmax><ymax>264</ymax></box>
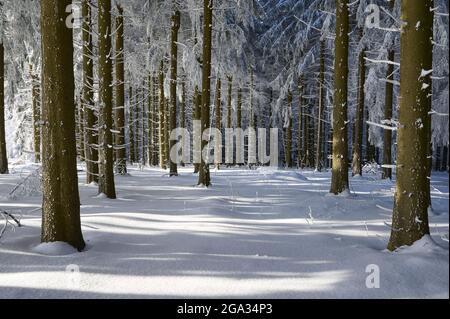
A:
<box><xmin>40</xmin><ymin>0</ymin><xmax>85</xmax><ymax>250</ymax></box>
<box><xmin>115</xmin><ymin>4</ymin><xmax>126</xmax><ymax>175</ymax></box>
<box><xmin>82</xmin><ymin>0</ymin><xmax>98</xmax><ymax>184</ymax></box>
<box><xmin>0</xmin><ymin>38</ymin><xmax>7</xmax><ymax>174</ymax></box>
<box><xmin>285</xmin><ymin>90</ymin><xmax>293</xmax><ymax>168</ymax></box>
<box><xmin>159</xmin><ymin>61</ymin><xmax>166</xmax><ymax>169</ymax></box>
<box><xmin>30</xmin><ymin>65</ymin><xmax>41</xmax><ymax>164</ymax></box>
<box><xmin>98</xmin><ymin>0</ymin><xmax>116</xmax><ymax>199</ymax></box>
<box><xmin>387</xmin><ymin>0</ymin><xmax>433</xmax><ymax>251</ymax></box>
<box><xmin>330</xmin><ymin>0</ymin><xmax>350</xmax><ymax>194</ymax></box>
<box><xmin>194</xmin><ymin>85</ymin><xmax>201</xmax><ymax>173</ymax></box>
<box><xmin>214</xmin><ymin>77</ymin><xmax>222</xmax><ymax>169</ymax></box>
<box><xmin>169</xmin><ymin>10</ymin><xmax>180</xmax><ymax>176</ymax></box>
<box><xmin>198</xmin><ymin>0</ymin><xmax>213</xmax><ymax>187</ymax></box>
<box><xmin>352</xmin><ymin>46</ymin><xmax>366</xmax><ymax>176</ymax></box>
<box><xmin>315</xmin><ymin>41</ymin><xmax>326</xmax><ymax>172</ymax></box>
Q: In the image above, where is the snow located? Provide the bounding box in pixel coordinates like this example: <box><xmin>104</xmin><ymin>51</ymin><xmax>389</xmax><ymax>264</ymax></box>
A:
<box><xmin>0</xmin><ymin>164</ymin><xmax>448</xmax><ymax>298</ymax></box>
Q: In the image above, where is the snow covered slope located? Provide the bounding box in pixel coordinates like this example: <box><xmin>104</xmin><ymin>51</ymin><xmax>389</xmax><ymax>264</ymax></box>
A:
<box><xmin>0</xmin><ymin>165</ymin><xmax>448</xmax><ymax>298</ymax></box>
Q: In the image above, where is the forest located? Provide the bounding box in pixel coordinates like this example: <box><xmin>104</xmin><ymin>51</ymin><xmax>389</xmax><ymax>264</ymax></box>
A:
<box><xmin>0</xmin><ymin>0</ymin><xmax>448</xmax><ymax>299</ymax></box>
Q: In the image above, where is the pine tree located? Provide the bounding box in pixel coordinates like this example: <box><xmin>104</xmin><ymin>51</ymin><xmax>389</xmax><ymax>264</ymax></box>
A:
<box><xmin>98</xmin><ymin>0</ymin><xmax>116</xmax><ymax>199</ymax></box>
<box><xmin>285</xmin><ymin>90</ymin><xmax>293</xmax><ymax>168</ymax></box>
<box><xmin>352</xmin><ymin>40</ymin><xmax>366</xmax><ymax>176</ymax></box>
<box><xmin>115</xmin><ymin>4</ymin><xmax>127</xmax><ymax>175</ymax></box>
<box><xmin>198</xmin><ymin>0</ymin><xmax>213</xmax><ymax>187</ymax></box>
<box><xmin>214</xmin><ymin>77</ymin><xmax>222</xmax><ymax>169</ymax></box>
<box><xmin>169</xmin><ymin>9</ymin><xmax>181</xmax><ymax>176</ymax></box>
<box><xmin>330</xmin><ymin>0</ymin><xmax>349</xmax><ymax>195</ymax></box>
<box><xmin>82</xmin><ymin>0</ymin><xmax>99</xmax><ymax>184</ymax></box>
<box><xmin>159</xmin><ymin>61</ymin><xmax>167</xmax><ymax>169</ymax></box>
<box><xmin>315</xmin><ymin>40</ymin><xmax>326</xmax><ymax>172</ymax></box>
<box><xmin>40</xmin><ymin>0</ymin><xmax>85</xmax><ymax>250</ymax></box>
<box><xmin>387</xmin><ymin>0</ymin><xmax>434</xmax><ymax>251</ymax></box>
<box><xmin>382</xmin><ymin>0</ymin><xmax>395</xmax><ymax>180</ymax></box>
<box><xmin>0</xmin><ymin>24</ymin><xmax>7</xmax><ymax>174</ymax></box>
<box><xmin>30</xmin><ymin>65</ymin><xmax>41</xmax><ymax>163</ymax></box>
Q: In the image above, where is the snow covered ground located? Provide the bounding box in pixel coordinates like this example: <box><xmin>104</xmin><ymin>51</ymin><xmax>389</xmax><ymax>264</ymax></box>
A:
<box><xmin>0</xmin><ymin>163</ymin><xmax>448</xmax><ymax>298</ymax></box>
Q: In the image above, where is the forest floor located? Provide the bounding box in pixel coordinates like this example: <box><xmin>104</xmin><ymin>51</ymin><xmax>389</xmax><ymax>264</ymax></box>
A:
<box><xmin>0</xmin><ymin>162</ymin><xmax>448</xmax><ymax>298</ymax></box>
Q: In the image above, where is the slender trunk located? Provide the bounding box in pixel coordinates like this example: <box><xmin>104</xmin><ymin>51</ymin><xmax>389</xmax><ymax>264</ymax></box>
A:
<box><xmin>82</xmin><ymin>0</ymin><xmax>98</xmax><ymax>183</ymax></box>
<box><xmin>180</xmin><ymin>78</ymin><xmax>186</xmax><ymax>166</ymax></box>
<box><xmin>40</xmin><ymin>0</ymin><xmax>85</xmax><ymax>250</ymax></box>
<box><xmin>165</xmin><ymin>97</ymin><xmax>170</xmax><ymax>167</ymax></box>
<box><xmin>128</xmin><ymin>86</ymin><xmax>136</xmax><ymax>163</ymax></box>
<box><xmin>30</xmin><ymin>65</ymin><xmax>41</xmax><ymax>163</ymax></box>
<box><xmin>115</xmin><ymin>4</ymin><xmax>126</xmax><ymax>174</ymax></box>
<box><xmin>148</xmin><ymin>74</ymin><xmax>153</xmax><ymax>166</ymax></box>
<box><xmin>285</xmin><ymin>90</ymin><xmax>293</xmax><ymax>168</ymax></box>
<box><xmin>387</xmin><ymin>0</ymin><xmax>433</xmax><ymax>250</ymax></box>
<box><xmin>352</xmin><ymin>46</ymin><xmax>366</xmax><ymax>176</ymax></box>
<box><xmin>169</xmin><ymin>10</ymin><xmax>180</xmax><ymax>176</ymax></box>
<box><xmin>330</xmin><ymin>0</ymin><xmax>349</xmax><ymax>194</ymax></box>
<box><xmin>0</xmin><ymin>39</ymin><xmax>7</xmax><ymax>174</ymax></box>
<box><xmin>159</xmin><ymin>61</ymin><xmax>166</xmax><ymax>169</ymax></box>
<box><xmin>78</xmin><ymin>94</ymin><xmax>85</xmax><ymax>161</ymax></box>
<box><xmin>198</xmin><ymin>0</ymin><xmax>213</xmax><ymax>186</ymax></box>
<box><xmin>194</xmin><ymin>85</ymin><xmax>201</xmax><ymax>173</ymax></box>
<box><xmin>214</xmin><ymin>77</ymin><xmax>221</xmax><ymax>169</ymax></box>
<box><xmin>315</xmin><ymin>41</ymin><xmax>326</xmax><ymax>171</ymax></box>
<box><xmin>152</xmin><ymin>74</ymin><xmax>159</xmax><ymax>166</ymax></box>
<box><xmin>98</xmin><ymin>0</ymin><xmax>116</xmax><ymax>198</ymax></box>
<box><xmin>297</xmin><ymin>78</ymin><xmax>303</xmax><ymax>168</ymax></box>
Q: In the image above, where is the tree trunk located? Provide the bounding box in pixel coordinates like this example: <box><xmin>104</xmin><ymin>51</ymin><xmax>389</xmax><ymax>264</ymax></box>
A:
<box><xmin>114</xmin><ymin>4</ymin><xmax>126</xmax><ymax>175</ymax></box>
<box><xmin>330</xmin><ymin>0</ymin><xmax>349</xmax><ymax>194</ymax></box>
<box><xmin>193</xmin><ymin>85</ymin><xmax>201</xmax><ymax>173</ymax></box>
<box><xmin>30</xmin><ymin>65</ymin><xmax>41</xmax><ymax>163</ymax></box>
<box><xmin>78</xmin><ymin>94</ymin><xmax>85</xmax><ymax>161</ymax></box>
<box><xmin>285</xmin><ymin>90</ymin><xmax>293</xmax><ymax>168</ymax></box>
<box><xmin>148</xmin><ymin>74</ymin><xmax>153</xmax><ymax>166</ymax></box>
<box><xmin>214</xmin><ymin>77</ymin><xmax>222</xmax><ymax>169</ymax></box>
<box><xmin>98</xmin><ymin>0</ymin><xmax>116</xmax><ymax>199</ymax></box>
<box><xmin>40</xmin><ymin>0</ymin><xmax>85</xmax><ymax>250</ymax></box>
<box><xmin>387</xmin><ymin>0</ymin><xmax>433</xmax><ymax>251</ymax></box>
<box><xmin>297</xmin><ymin>77</ymin><xmax>303</xmax><ymax>168</ymax></box>
<box><xmin>82</xmin><ymin>0</ymin><xmax>98</xmax><ymax>184</ymax></box>
<box><xmin>159</xmin><ymin>61</ymin><xmax>166</xmax><ymax>169</ymax></box>
<box><xmin>180</xmin><ymin>78</ymin><xmax>186</xmax><ymax>166</ymax></box>
<box><xmin>0</xmin><ymin>38</ymin><xmax>7</xmax><ymax>174</ymax></box>
<box><xmin>152</xmin><ymin>74</ymin><xmax>159</xmax><ymax>166</ymax></box>
<box><xmin>198</xmin><ymin>0</ymin><xmax>213</xmax><ymax>187</ymax></box>
<box><xmin>315</xmin><ymin>41</ymin><xmax>326</xmax><ymax>172</ymax></box>
<box><xmin>128</xmin><ymin>86</ymin><xmax>136</xmax><ymax>163</ymax></box>
<box><xmin>382</xmin><ymin>50</ymin><xmax>395</xmax><ymax>179</ymax></box>
<box><xmin>352</xmin><ymin>46</ymin><xmax>365</xmax><ymax>176</ymax></box>
<box><xmin>169</xmin><ymin>10</ymin><xmax>180</xmax><ymax>176</ymax></box>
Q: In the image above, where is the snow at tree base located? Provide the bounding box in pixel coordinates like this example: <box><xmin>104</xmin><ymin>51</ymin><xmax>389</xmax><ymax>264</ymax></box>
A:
<box><xmin>0</xmin><ymin>0</ymin><xmax>448</xmax><ymax>299</ymax></box>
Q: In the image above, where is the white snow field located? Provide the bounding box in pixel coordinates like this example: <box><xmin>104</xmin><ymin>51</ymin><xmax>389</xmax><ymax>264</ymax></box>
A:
<box><xmin>0</xmin><ymin>163</ymin><xmax>448</xmax><ymax>299</ymax></box>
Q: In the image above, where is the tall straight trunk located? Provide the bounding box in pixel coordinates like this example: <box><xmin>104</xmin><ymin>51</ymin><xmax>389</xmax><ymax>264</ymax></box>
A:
<box><xmin>82</xmin><ymin>0</ymin><xmax>98</xmax><ymax>184</ymax></box>
<box><xmin>330</xmin><ymin>0</ymin><xmax>349</xmax><ymax>194</ymax></box>
<box><xmin>194</xmin><ymin>85</ymin><xmax>201</xmax><ymax>173</ymax></box>
<box><xmin>114</xmin><ymin>4</ymin><xmax>126</xmax><ymax>175</ymax></box>
<box><xmin>180</xmin><ymin>78</ymin><xmax>186</xmax><ymax>166</ymax></box>
<box><xmin>365</xmin><ymin>108</ymin><xmax>376</xmax><ymax>162</ymax></box>
<box><xmin>152</xmin><ymin>74</ymin><xmax>159</xmax><ymax>166</ymax></box>
<box><xmin>285</xmin><ymin>90</ymin><xmax>293</xmax><ymax>168</ymax></box>
<box><xmin>303</xmin><ymin>105</ymin><xmax>310</xmax><ymax>167</ymax></box>
<box><xmin>227</xmin><ymin>76</ymin><xmax>232</xmax><ymax>130</ymax></box>
<box><xmin>0</xmin><ymin>38</ymin><xmax>7</xmax><ymax>174</ymax></box>
<box><xmin>30</xmin><ymin>65</ymin><xmax>41</xmax><ymax>163</ymax></box>
<box><xmin>165</xmin><ymin>97</ymin><xmax>170</xmax><ymax>167</ymax></box>
<box><xmin>128</xmin><ymin>86</ymin><xmax>136</xmax><ymax>163</ymax></box>
<box><xmin>382</xmin><ymin>50</ymin><xmax>395</xmax><ymax>179</ymax></box>
<box><xmin>159</xmin><ymin>61</ymin><xmax>166</xmax><ymax>169</ymax></box>
<box><xmin>297</xmin><ymin>77</ymin><xmax>303</xmax><ymax>168</ymax></box>
<box><xmin>315</xmin><ymin>41</ymin><xmax>326</xmax><ymax>171</ymax></box>
<box><xmin>198</xmin><ymin>0</ymin><xmax>213</xmax><ymax>186</ymax></box>
<box><xmin>214</xmin><ymin>77</ymin><xmax>222</xmax><ymax>169</ymax></box>
<box><xmin>148</xmin><ymin>74</ymin><xmax>153</xmax><ymax>166</ymax></box>
<box><xmin>352</xmin><ymin>46</ymin><xmax>366</xmax><ymax>176</ymax></box>
<box><xmin>387</xmin><ymin>0</ymin><xmax>433</xmax><ymax>251</ymax></box>
<box><xmin>98</xmin><ymin>0</ymin><xmax>116</xmax><ymax>199</ymax></box>
<box><xmin>169</xmin><ymin>10</ymin><xmax>180</xmax><ymax>176</ymax></box>
<box><xmin>40</xmin><ymin>0</ymin><xmax>85</xmax><ymax>250</ymax></box>
<box><xmin>78</xmin><ymin>95</ymin><xmax>85</xmax><ymax>161</ymax></box>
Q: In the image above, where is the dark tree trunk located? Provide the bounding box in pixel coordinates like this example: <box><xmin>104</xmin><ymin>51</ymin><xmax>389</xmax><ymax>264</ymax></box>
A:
<box><xmin>169</xmin><ymin>10</ymin><xmax>180</xmax><ymax>176</ymax></box>
<box><xmin>40</xmin><ymin>0</ymin><xmax>85</xmax><ymax>250</ymax></box>
<box><xmin>98</xmin><ymin>0</ymin><xmax>116</xmax><ymax>199</ymax></box>
<box><xmin>388</xmin><ymin>0</ymin><xmax>433</xmax><ymax>251</ymax></box>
